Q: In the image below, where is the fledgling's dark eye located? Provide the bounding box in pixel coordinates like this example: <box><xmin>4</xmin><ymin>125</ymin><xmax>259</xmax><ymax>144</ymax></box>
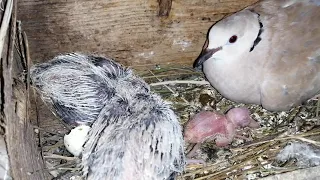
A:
<box><xmin>229</xmin><ymin>35</ymin><xmax>238</xmax><ymax>43</ymax></box>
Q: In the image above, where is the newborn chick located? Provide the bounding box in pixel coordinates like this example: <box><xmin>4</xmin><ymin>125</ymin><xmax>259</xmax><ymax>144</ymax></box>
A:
<box><xmin>30</xmin><ymin>53</ymin><xmax>185</xmax><ymax>180</ymax></box>
<box><xmin>184</xmin><ymin>107</ymin><xmax>259</xmax><ymax>157</ymax></box>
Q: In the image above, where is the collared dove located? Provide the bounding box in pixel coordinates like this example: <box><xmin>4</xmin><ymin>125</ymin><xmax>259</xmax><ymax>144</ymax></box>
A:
<box><xmin>194</xmin><ymin>0</ymin><xmax>320</xmax><ymax>111</ymax></box>
<box><xmin>30</xmin><ymin>53</ymin><xmax>185</xmax><ymax>180</ymax></box>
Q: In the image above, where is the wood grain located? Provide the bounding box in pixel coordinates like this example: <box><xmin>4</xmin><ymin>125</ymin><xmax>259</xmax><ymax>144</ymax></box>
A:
<box><xmin>1</xmin><ymin>0</ymin><xmax>49</xmax><ymax>179</ymax></box>
<box><xmin>17</xmin><ymin>0</ymin><xmax>258</xmax><ymax>68</ymax></box>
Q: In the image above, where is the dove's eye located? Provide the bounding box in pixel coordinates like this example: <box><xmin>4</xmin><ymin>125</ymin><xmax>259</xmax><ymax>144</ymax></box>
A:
<box><xmin>229</xmin><ymin>35</ymin><xmax>237</xmax><ymax>43</ymax></box>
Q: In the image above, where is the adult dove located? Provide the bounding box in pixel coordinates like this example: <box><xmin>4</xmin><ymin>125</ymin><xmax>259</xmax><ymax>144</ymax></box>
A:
<box><xmin>194</xmin><ymin>0</ymin><xmax>320</xmax><ymax>111</ymax></box>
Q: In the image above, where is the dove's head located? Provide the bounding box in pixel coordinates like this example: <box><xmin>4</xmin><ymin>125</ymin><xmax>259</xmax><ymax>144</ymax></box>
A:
<box><xmin>194</xmin><ymin>10</ymin><xmax>263</xmax><ymax>68</ymax></box>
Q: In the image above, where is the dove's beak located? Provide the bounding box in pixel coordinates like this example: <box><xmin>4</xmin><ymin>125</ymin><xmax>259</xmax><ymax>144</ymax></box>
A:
<box><xmin>193</xmin><ymin>38</ymin><xmax>222</xmax><ymax>69</ymax></box>
<box><xmin>193</xmin><ymin>46</ymin><xmax>222</xmax><ymax>69</ymax></box>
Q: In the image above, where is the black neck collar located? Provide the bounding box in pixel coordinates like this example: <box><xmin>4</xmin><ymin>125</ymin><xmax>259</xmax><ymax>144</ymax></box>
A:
<box><xmin>249</xmin><ymin>11</ymin><xmax>264</xmax><ymax>52</ymax></box>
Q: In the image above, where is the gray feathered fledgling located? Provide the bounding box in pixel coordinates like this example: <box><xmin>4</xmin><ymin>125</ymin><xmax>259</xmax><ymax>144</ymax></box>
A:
<box><xmin>30</xmin><ymin>53</ymin><xmax>185</xmax><ymax>180</ymax></box>
<box><xmin>31</xmin><ymin>53</ymin><xmax>148</xmax><ymax>126</ymax></box>
<box><xmin>194</xmin><ymin>0</ymin><xmax>320</xmax><ymax>111</ymax></box>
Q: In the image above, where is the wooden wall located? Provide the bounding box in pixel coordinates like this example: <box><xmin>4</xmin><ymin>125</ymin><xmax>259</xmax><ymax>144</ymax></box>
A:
<box><xmin>17</xmin><ymin>0</ymin><xmax>258</xmax><ymax>68</ymax></box>
<box><xmin>1</xmin><ymin>0</ymin><xmax>50</xmax><ymax>179</ymax></box>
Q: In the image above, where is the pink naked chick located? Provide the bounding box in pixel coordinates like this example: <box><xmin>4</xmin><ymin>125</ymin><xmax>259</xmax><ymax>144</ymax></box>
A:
<box><xmin>184</xmin><ymin>107</ymin><xmax>259</xmax><ymax>158</ymax></box>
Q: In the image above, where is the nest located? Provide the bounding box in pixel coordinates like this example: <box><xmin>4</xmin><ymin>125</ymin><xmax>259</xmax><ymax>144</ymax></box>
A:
<box><xmin>142</xmin><ymin>66</ymin><xmax>320</xmax><ymax>180</ymax></box>
<box><xmin>30</xmin><ymin>63</ymin><xmax>320</xmax><ymax>180</ymax></box>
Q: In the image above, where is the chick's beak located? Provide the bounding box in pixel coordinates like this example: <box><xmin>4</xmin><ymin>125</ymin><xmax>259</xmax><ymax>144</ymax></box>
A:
<box><xmin>193</xmin><ymin>47</ymin><xmax>222</xmax><ymax>69</ymax></box>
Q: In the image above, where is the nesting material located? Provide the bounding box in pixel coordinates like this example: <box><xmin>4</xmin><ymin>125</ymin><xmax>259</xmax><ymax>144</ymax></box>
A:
<box><xmin>29</xmin><ymin>54</ymin><xmax>320</xmax><ymax>180</ymax></box>
<box><xmin>143</xmin><ymin>66</ymin><xmax>320</xmax><ymax>179</ymax></box>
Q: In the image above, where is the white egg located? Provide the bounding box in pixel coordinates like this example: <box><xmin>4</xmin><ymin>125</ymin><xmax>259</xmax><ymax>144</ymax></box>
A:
<box><xmin>64</xmin><ymin>125</ymin><xmax>91</xmax><ymax>156</ymax></box>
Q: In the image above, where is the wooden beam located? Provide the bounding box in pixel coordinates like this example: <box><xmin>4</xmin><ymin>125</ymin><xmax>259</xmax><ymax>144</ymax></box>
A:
<box><xmin>2</xmin><ymin>0</ymin><xmax>49</xmax><ymax>179</ymax></box>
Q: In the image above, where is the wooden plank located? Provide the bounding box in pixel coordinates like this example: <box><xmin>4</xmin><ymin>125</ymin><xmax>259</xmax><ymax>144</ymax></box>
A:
<box><xmin>2</xmin><ymin>0</ymin><xmax>50</xmax><ymax>179</ymax></box>
<box><xmin>7</xmin><ymin>80</ymin><xmax>49</xmax><ymax>180</ymax></box>
<box><xmin>17</xmin><ymin>0</ymin><xmax>258</xmax><ymax>68</ymax></box>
